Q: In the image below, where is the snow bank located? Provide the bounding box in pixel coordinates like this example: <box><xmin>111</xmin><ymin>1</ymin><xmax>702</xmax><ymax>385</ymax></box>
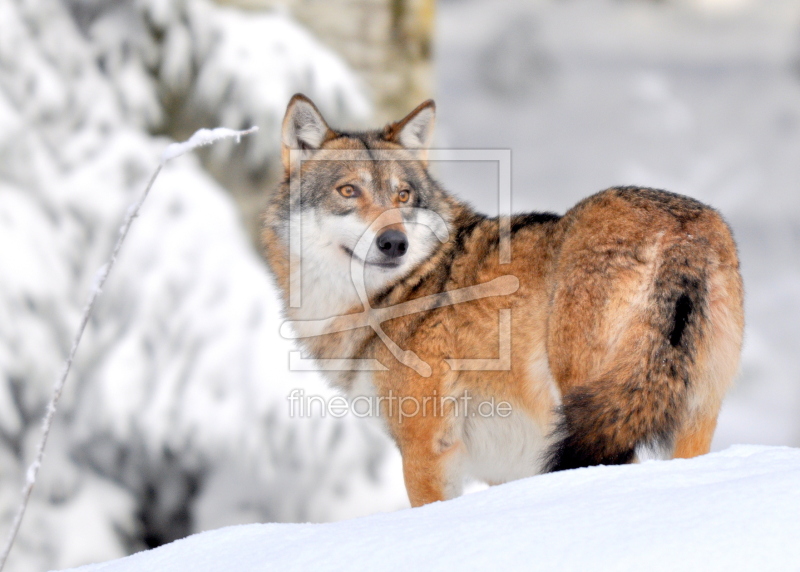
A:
<box><xmin>60</xmin><ymin>446</ymin><xmax>800</xmax><ymax>572</ymax></box>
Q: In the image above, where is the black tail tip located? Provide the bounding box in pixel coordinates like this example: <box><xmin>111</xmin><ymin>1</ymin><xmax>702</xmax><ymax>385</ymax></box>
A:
<box><xmin>544</xmin><ymin>433</ymin><xmax>636</xmax><ymax>473</ymax></box>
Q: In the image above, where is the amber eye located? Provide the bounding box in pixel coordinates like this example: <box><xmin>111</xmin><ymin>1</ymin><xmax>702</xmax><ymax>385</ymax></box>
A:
<box><xmin>338</xmin><ymin>185</ymin><xmax>358</xmax><ymax>198</ymax></box>
<box><xmin>398</xmin><ymin>189</ymin><xmax>411</xmax><ymax>203</ymax></box>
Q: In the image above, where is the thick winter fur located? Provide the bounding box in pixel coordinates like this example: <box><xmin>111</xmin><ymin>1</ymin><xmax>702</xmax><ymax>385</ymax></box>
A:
<box><xmin>262</xmin><ymin>94</ymin><xmax>745</xmax><ymax>507</ymax></box>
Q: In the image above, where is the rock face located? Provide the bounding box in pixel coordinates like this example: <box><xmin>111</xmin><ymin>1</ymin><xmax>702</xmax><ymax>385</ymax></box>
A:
<box><xmin>0</xmin><ymin>2</ymin><xmax>406</xmax><ymax>571</ymax></box>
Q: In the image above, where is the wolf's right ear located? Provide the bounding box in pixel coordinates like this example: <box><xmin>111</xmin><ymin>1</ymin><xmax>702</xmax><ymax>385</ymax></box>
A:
<box><xmin>383</xmin><ymin>99</ymin><xmax>436</xmax><ymax>164</ymax></box>
<box><xmin>281</xmin><ymin>94</ymin><xmax>334</xmax><ymax>172</ymax></box>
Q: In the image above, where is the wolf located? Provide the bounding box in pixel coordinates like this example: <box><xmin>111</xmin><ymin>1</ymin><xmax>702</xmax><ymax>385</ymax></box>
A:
<box><xmin>262</xmin><ymin>94</ymin><xmax>744</xmax><ymax>507</ymax></box>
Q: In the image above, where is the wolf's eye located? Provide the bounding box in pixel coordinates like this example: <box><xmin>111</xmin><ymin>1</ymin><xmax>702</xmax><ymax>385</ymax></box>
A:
<box><xmin>398</xmin><ymin>190</ymin><xmax>411</xmax><ymax>203</ymax></box>
<box><xmin>338</xmin><ymin>185</ymin><xmax>359</xmax><ymax>198</ymax></box>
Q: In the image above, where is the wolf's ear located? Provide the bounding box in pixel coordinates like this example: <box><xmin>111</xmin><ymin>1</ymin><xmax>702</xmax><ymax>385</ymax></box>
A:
<box><xmin>281</xmin><ymin>94</ymin><xmax>334</xmax><ymax>172</ymax></box>
<box><xmin>384</xmin><ymin>100</ymin><xmax>436</xmax><ymax>162</ymax></box>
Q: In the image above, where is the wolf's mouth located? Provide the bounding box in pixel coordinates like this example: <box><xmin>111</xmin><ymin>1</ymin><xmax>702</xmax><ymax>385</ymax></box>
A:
<box><xmin>341</xmin><ymin>246</ymin><xmax>402</xmax><ymax>269</ymax></box>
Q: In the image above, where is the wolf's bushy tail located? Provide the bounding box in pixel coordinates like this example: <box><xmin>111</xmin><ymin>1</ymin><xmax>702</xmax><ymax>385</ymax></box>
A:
<box><xmin>545</xmin><ymin>243</ymin><xmax>708</xmax><ymax>472</ymax></box>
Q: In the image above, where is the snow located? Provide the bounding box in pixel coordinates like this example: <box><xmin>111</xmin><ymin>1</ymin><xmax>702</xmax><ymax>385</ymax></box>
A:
<box><xmin>59</xmin><ymin>445</ymin><xmax>800</xmax><ymax>572</ymax></box>
<box><xmin>70</xmin><ymin>0</ymin><xmax>371</xmax><ymax>175</ymax></box>
<box><xmin>159</xmin><ymin>127</ymin><xmax>258</xmax><ymax>164</ymax></box>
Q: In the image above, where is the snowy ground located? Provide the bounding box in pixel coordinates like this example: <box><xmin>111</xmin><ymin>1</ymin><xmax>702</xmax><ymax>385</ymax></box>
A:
<box><xmin>59</xmin><ymin>445</ymin><xmax>800</xmax><ymax>571</ymax></box>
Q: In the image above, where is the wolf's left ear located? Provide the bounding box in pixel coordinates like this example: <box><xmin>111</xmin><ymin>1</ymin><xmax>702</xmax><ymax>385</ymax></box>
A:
<box><xmin>282</xmin><ymin>94</ymin><xmax>334</xmax><ymax>172</ymax></box>
<box><xmin>384</xmin><ymin>100</ymin><xmax>436</xmax><ymax>162</ymax></box>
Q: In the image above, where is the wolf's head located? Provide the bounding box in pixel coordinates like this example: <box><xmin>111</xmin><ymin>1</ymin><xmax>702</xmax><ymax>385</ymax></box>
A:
<box><xmin>264</xmin><ymin>94</ymin><xmax>456</xmax><ymax>318</ymax></box>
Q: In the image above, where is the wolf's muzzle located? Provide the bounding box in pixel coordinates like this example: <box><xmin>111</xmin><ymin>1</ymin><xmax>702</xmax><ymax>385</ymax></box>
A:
<box><xmin>376</xmin><ymin>230</ymin><xmax>408</xmax><ymax>259</ymax></box>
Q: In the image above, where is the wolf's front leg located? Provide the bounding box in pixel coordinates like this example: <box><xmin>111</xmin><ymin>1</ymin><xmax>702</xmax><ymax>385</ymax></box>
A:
<box><xmin>392</xmin><ymin>400</ymin><xmax>466</xmax><ymax>507</ymax></box>
<box><xmin>400</xmin><ymin>438</ymin><xmax>465</xmax><ymax>507</ymax></box>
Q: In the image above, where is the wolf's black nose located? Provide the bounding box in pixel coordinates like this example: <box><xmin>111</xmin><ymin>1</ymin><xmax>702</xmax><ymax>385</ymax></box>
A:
<box><xmin>376</xmin><ymin>230</ymin><xmax>408</xmax><ymax>258</ymax></box>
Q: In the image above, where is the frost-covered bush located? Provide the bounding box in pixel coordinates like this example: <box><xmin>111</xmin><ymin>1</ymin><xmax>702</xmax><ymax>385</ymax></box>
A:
<box><xmin>63</xmin><ymin>0</ymin><xmax>373</xmax><ymax>239</ymax></box>
<box><xmin>66</xmin><ymin>0</ymin><xmax>370</xmax><ymax>177</ymax></box>
<box><xmin>0</xmin><ymin>1</ymin><xmax>405</xmax><ymax>571</ymax></box>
